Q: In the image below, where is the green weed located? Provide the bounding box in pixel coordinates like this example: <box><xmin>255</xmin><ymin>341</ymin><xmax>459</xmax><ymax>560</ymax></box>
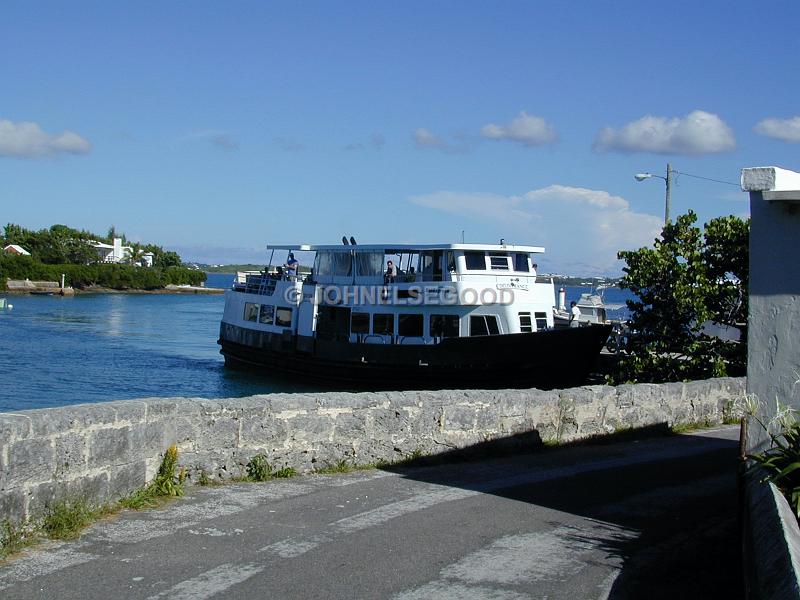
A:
<box><xmin>246</xmin><ymin>454</ymin><xmax>272</xmax><ymax>482</ymax></box>
<box><xmin>41</xmin><ymin>498</ymin><xmax>103</xmax><ymax>541</ymax></box>
<box><xmin>0</xmin><ymin>520</ymin><xmax>33</xmax><ymax>560</ymax></box>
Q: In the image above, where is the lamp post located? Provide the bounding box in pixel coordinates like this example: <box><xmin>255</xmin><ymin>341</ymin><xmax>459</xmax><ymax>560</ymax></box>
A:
<box><xmin>634</xmin><ymin>163</ymin><xmax>673</xmax><ymax>225</ymax></box>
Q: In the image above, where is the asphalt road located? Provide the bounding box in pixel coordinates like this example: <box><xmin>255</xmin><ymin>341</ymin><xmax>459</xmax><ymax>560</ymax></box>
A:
<box><xmin>0</xmin><ymin>426</ymin><xmax>742</xmax><ymax>600</ymax></box>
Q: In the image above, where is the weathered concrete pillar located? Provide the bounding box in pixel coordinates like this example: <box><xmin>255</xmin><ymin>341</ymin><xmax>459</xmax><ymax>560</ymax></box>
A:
<box><xmin>741</xmin><ymin>166</ymin><xmax>800</xmax><ymax>453</ymax></box>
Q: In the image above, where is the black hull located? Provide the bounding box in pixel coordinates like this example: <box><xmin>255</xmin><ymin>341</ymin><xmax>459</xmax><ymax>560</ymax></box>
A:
<box><xmin>219</xmin><ymin>323</ymin><xmax>612</xmax><ymax>391</ymax></box>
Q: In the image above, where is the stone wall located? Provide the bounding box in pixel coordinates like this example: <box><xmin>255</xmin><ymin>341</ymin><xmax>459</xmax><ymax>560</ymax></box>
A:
<box><xmin>0</xmin><ymin>377</ymin><xmax>744</xmax><ymax>524</ymax></box>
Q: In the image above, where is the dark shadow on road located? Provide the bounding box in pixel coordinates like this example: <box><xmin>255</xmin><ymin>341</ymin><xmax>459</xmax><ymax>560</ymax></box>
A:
<box><xmin>381</xmin><ymin>425</ymin><xmax>742</xmax><ymax>599</ymax></box>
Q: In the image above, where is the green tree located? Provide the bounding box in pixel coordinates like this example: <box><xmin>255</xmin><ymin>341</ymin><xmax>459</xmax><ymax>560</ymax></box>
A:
<box><xmin>613</xmin><ymin>210</ymin><xmax>749</xmax><ymax>384</ymax></box>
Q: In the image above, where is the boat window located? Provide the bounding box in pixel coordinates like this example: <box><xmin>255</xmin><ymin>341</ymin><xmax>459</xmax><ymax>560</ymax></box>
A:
<box><xmin>259</xmin><ymin>305</ymin><xmax>275</xmax><ymax>325</ymax></box>
<box><xmin>469</xmin><ymin>315</ymin><xmax>501</xmax><ymax>336</ymax></box>
<box><xmin>355</xmin><ymin>252</ymin><xmax>383</xmax><ymax>277</ymax></box>
<box><xmin>514</xmin><ymin>253</ymin><xmax>530</xmax><ymax>272</ymax></box>
<box><xmin>333</xmin><ymin>252</ymin><xmax>353</xmax><ymax>276</ymax></box>
<box><xmin>519</xmin><ymin>312</ymin><xmax>532</xmax><ymax>333</ymax></box>
<box><xmin>464</xmin><ymin>251</ymin><xmax>485</xmax><ymax>270</ymax></box>
<box><xmin>446</xmin><ymin>251</ymin><xmax>456</xmax><ymax>273</ymax></box>
<box><xmin>351</xmin><ymin>312</ymin><xmax>370</xmax><ymax>334</ymax></box>
<box><xmin>275</xmin><ymin>307</ymin><xmax>292</xmax><ymax>327</ymax></box>
<box><xmin>244</xmin><ymin>302</ymin><xmax>259</xmax><ymax>322</ymax></box>
<box><xmin>535</xmin><ymin>311</ymin><xmax>548</xmax><ymax>330</ymax></box>
<box><xmin>373</xmin><ymin>313</ymin><xmax>394</xmax><ymax>335</ymax></box>
<box><xmin>314</xmin><ymin>252</ymin><xmax>334</xmax><ymax>277</ymax></box>
<box><xmin>430</xmin><ymin>314</ymin><xmax>459</xmax><ymax>338</ymax></box>
<box><xmin>398</xmin><ymin>314</ymin><xmax>423</xmax><ymax>337</ymax></box>
<box><xmin>489</xmin><ymin>253</ymin><xmax>510</xmax><ymax>270</ymax></box>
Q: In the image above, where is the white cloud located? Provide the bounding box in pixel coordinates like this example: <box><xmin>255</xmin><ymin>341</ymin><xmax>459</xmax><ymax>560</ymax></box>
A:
<box><xmin>410</xmin><ymin>185</ymin><xmax>662</xmax><ymax>275</ymax></box>
<box><xmin>412</xmin><ymin>128</ymin><xmax>469</xmax><ymax>153</ymax></box>
<box><xmin>413</xmin><ymin>128</ymin><xmax>445</xmax><ymax>148</ymax></box>
<box><xmin>754</xmin><ymin>116</ymin><xmax>800</xmax><ymax>142</ymax></box>
<box><xmin>480</xmin><ymin>111</ymin><xmax>557</xmax><ymax>146</ymax></box>
<box><xmin>180</xmin><ymin>129</ymin><xmax>239</xmax><ymax>150</ymax></box>
<box><xmin>594</xmin><ymin>110</ymin><xmax>735</xmax><ymax>155</ymax></box>
<box><xmin>0</xmin><ymin>119</ymin><xmax>91</xmax><ymax>158</ymax></box>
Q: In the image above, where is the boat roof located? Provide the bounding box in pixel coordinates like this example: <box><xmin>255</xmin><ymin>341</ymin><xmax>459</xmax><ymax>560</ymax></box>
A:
<box><xmin>266</xmin><ymin>243</ymin><xmax>545</xmax><ymax>253</ymax></box>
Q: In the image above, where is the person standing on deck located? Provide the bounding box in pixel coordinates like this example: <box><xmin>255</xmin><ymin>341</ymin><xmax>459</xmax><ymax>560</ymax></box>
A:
<box><xmin>285</xmin><ymin>253</ymin><xmax>298</xmax><ymax>281</ymax></box>
<box><xmin>570</xmin><ymin>301</ymin><xmax>581</xmax><ymax>327</ymax></box>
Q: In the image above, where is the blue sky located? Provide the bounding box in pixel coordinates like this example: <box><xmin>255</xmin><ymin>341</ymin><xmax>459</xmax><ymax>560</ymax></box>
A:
<box><xmin>2</xmin><ymin>1</ymin><xmax>798</xmax><ymax>275</ymax></box>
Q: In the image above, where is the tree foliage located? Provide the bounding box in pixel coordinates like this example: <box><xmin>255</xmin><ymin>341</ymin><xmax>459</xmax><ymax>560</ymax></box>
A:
<box><xmin>0</xmin><ymin>254</ymin><xmax>204</xmax><ymax>290</ymax></box>
<box><xmin>613</xmin><ymin>210</ymin><xmax>749</xmax><ymax>384</ymax></box>
<box><xmin>1</xmin><ymin>222</ymin><xmax>203</xmax><ymax>290</ymax></box>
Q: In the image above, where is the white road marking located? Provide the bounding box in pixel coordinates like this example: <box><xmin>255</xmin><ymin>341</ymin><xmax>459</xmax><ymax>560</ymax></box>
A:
<box><xmin>0</xmin><ymin>545</ymin><xmax>96</xmax><ymax>591</ymax></box>
<box><xmin>394</xmin><ymin>520</ymin><xmax>635</xmax><ymax>599</ymax></box>
<box><xmin>144</xmin><ymin>562</ymin><xmax>263</xmax><ymax>600</ymax></box>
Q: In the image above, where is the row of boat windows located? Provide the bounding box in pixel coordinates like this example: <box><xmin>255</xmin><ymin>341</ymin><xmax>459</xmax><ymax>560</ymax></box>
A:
<box><xmin>244</xmin><ymin>303</ymin><xmax>293</xmax><ymax>327</ymax></box>
<box><xmin>312</xmin><ymin>250</ymin><xmax>533</xmax><ymax>277</ymax></box>
<box><xmin>350</xmin><ymin>310</ymin><xmax>547</xmax><ymax>337</ymax></box>
<box><xmin>245</xmin><ymin>301</ymin><xmax>548</xmax><ymax>336</ymax></box>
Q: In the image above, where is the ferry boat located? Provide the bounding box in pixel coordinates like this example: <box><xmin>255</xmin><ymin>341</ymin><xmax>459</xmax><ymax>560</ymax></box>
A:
<box><xmin>218</xmin><ymin>242</ymin><xmax>612</xmax><ymax>389</ymax></box>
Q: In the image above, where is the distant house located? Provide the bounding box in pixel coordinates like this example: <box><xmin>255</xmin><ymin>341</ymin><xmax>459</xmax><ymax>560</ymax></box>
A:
<box><xmin>91</xmin><ymin>238</ymin><xmax>130</xmax><ymax>264</ymax></box>
<box><xmin>3</xmin><ymin>244</ymin><xmax>31</xmax><ymax>256</ymax></box>
<box><xmin>89</xmin><ymin>238</ymin><xmax>154</xmax><ymax>267</ymax></box>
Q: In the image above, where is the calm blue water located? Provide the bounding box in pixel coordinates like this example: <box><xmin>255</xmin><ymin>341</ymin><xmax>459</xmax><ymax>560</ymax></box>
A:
<box><xmin>0</xmin><ymin>274</ymin><xmax>632</xmax><ymax>412</ymax></box>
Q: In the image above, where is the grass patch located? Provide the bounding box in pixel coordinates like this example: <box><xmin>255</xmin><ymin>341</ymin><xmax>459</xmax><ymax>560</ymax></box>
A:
<box><xmin>41</xmin><ymin>498</ymin><xmax>108</xmax><ymax>541</ymax></box>
<box><xmin>671</xmin><ymin>420</ymin><xmax>716</xmax><ymax>434</ymax></box>
<box><xmin>0</xmin><ymin>520</ymin><xmax>35</xmax><ymax>561</ymax></box>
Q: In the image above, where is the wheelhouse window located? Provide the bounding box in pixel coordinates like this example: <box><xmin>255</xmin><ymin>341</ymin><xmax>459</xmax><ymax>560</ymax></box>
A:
<box><xmin>373</xmin><ymin>313</ymin><xmax>394</xmax><ymax>335</ymax></box>
<box><xmin>244</xmin><ymin>302</ymin><xmax>259</xmax><ymax>322</ymax></box>
<box><xmin>333</xmin><ymin>252</ymin><xmax>353</xmax><ymax>276</ymax></box>
<box><xmin>275</xmin><ymin>307</ymin><xmax>292</xmax><ymax>327</ymax></box>
<box><xmin>398</xmin><ymin>314</ymin><xmax>423</xmax><ymax>337</ymax></box>
<box><xmin>351</xmin><ymin>312</ymin><xmax>370</xmax><ymax>334</ymax></box>
<box><xmin>535</xmin><ymin>311</ymin><xmax>548</xmax><ymax>330</ymax></box>
<box><xmin>259</xmin><ymin>305</ymin><xmax>275</xmax><ymax>325</ymax></box>
<box><xmin>514</xmin><ymin>253</ymin><xmax>530</xmax><ymax>272</ymax></box>
<box><xmin>519</xmin><ymin>312</ymin><xmax>532</xmax><ymax>333</ymax></box>
<box><xmin>469</xmin><ymin>315</ymin><xmax>500</xmax><ymax>336</ymax></box>
<box><xmin>430</xmin><ymin>314</ymin><xmax>460</xmax><ymax>338</ymax></box>
<box><xmin>355</xmin><ymin>252</ymin><xmax>383</xmax><ymax>277</ymax></box>
<box><xmin>489</xmin><ymin>253</ymin><xmax>510</xmax><ymax>270</ymax></box>
<box><xmin>464</xmin><ymin>251</ymin><xmax>485</xmax><ymax>270</ymax></box>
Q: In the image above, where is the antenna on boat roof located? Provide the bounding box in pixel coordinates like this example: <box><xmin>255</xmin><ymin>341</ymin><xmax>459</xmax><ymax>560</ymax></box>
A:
<box><xmin>350</xmin><ymin>236</ymin><xmax>357</xmax><ymax>245</ymax></box>
<box><xmin>461</xmin><ymin>230</ymin><xmax>465</xmax><ymax>243</ymax></box>
<box><xmin>342</xmin><ymin>236</ymin><xmax>349</xmax><ymax>245</ymax></box>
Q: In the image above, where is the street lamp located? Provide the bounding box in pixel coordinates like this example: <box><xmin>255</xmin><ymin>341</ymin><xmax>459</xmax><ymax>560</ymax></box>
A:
<box><xmin>634</xmin><ymin>163</ymin><xmax>673</xmax><ymax>225</ymax></box>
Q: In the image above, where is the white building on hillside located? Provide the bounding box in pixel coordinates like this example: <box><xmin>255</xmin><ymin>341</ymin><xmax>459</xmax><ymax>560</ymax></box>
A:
<box><xmin>92</xmin><ymin>238</ymin><xmax>130</xmax><ymax>264</ymax></box>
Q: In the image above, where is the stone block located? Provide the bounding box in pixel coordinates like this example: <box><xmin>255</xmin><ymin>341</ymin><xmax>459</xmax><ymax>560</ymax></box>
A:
<box><xmin>0</xmin><ymin>488</ymin><xmax>27</xmax><ymax>525</ymax></box>
<box><xmin>285</xmin><ymin>414</ymin><xmax>335</xmax><ymax>441</ymax></box>
<box><xmin>109</xmin><ymin>461</ymin><xmax>147</xmax><ymax>499</ymax></box>
<box><xmin>195</xmin><ymin>416</ymin><xmax>240</xmax><ymax>450</ymax></box>
<box><xmin>240</xmin><ymin>416</ymin><xmax>289</xmax><ymax>446</ymax></box>
<box><xmin>61</xmin><ymin>472</ymin><xmax>111</xmax><ymax>508</ymax></box>
<box><xmin>88</xmin><ymin>426</ymin><xmax>136</xmax><ymax>468</ymax></box>
<box><xmin>143</xmin><ymin>398</ymin><xmax>185</xmax><ymax>421</ymax></box>
<box><xmin>53</xmin><ymin>431</ymin><xmax>90</xmax><ymax>475</ymax></box>
<box><xmin>29</xmin><ymin>403</ymin><xmax>118</xmax><ymax>436</ymax></box>
<box><xmin>0</xmin><ymin>413</ymin><xmax>33</xmax><ymax>442</ymax></box>
<box><xmin>109</xmin><ymin>400</ymin><xmax>148</xmax><ymax>424</ymax></box>
<box><xmin>4</xmin><ymin>438</ymin><xmax>56</xmax><ymax>488</ymax></box>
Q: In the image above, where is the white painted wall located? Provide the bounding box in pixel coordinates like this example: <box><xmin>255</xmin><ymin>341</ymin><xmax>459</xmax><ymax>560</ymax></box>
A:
<box><xmin>742</xmin><ymin>166</ymin><xmax>800</xmax><ymax>452</ymax></box>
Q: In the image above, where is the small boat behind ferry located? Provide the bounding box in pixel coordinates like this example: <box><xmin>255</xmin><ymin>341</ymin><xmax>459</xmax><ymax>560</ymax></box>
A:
<box><xmin>218</xmin><ymin>241</ymin><xmax>611</xmax><ymax>389</ymax></box>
